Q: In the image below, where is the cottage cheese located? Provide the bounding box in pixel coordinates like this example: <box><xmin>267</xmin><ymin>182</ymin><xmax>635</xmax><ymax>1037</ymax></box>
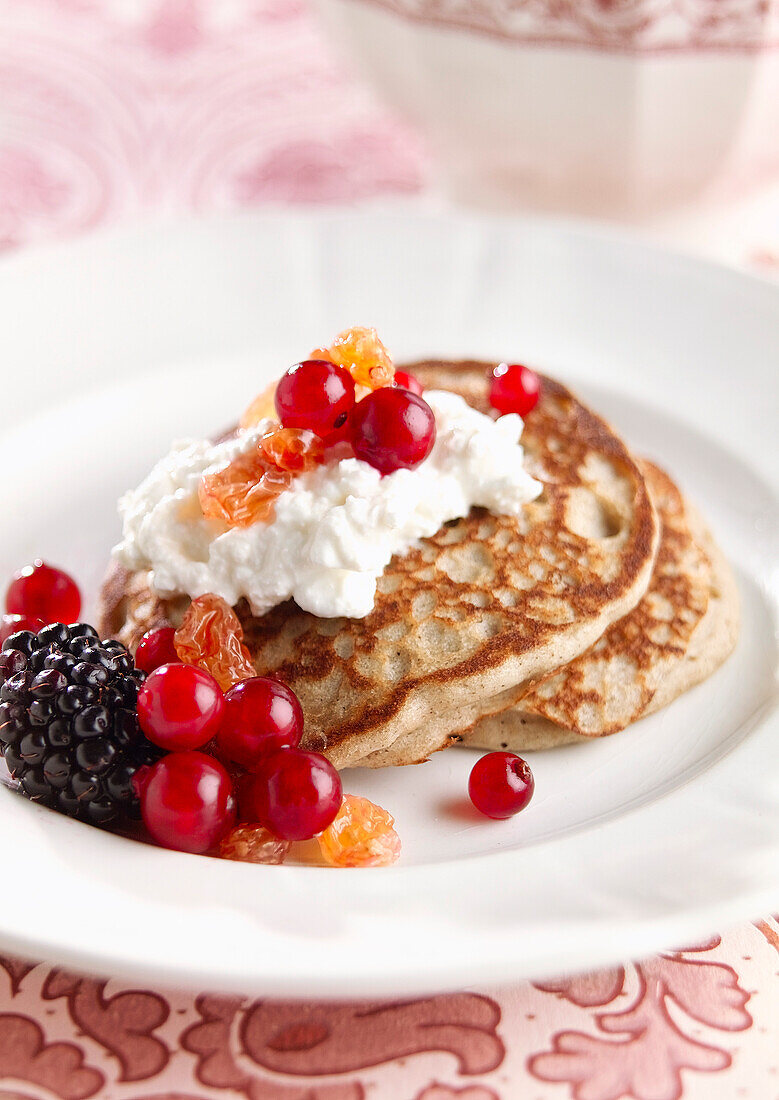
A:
<box><xmin>114</xmin><ymin>391</ymin><xmax>542</xmax><ymax>619</ymax></box>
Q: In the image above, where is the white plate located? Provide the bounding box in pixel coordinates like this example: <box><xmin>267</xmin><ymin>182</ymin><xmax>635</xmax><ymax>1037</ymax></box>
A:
<box><xmin>0</xmin><ymin>210</ymin><xmax>777</xmax><ymax>997</ymax></box>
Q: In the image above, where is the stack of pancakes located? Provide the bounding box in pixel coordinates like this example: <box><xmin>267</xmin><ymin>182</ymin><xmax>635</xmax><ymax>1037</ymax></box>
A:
<box><xmin>99</xmin><ymin>361</ymin><xmax>738</xmax><ymax>767</ymax></box>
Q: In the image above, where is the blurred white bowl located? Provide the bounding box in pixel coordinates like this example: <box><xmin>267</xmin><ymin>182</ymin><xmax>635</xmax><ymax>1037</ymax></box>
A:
<box><xmin>316</xmin><ymin>0</ymin><xmax>779</xmax><ymax>217</ymax></box>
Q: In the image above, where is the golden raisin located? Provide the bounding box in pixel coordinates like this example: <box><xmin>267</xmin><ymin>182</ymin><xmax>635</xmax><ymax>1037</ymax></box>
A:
<box><xmin>199</xmin><ymin>426</ymin><xmax>325</xmax><ymax>529</ymax></box>
<box><xmin>317</xmin><ymin>794</ymin><xmax>401</xmax><ymax>868</ymax></box>
<box><xmin>174</xmin><ymin>593</ymin><xmax>256</xmax><ymax>691</ymax></box>
<box><xmin>220</xmin><ymin>824</ymin><xmax>291</xmax><ymax>865</ymax></box>
<box><xmin>313</xmin><ymin>326</ymin><xmax>394</xmax><ymax>390</ymax></box>
<box><xmin>199</xmin><ymin>450</ymin><xmax>292</xmax><ymax>528</ymax></box>
<box><xmin>258</xmin><ymin>427</ymin><xmax>326</xmax><ymax>472</ymax></box>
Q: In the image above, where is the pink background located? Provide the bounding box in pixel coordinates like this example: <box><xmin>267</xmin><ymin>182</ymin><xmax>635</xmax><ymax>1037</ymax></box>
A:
<box><xmin>0</xmin><ymin>3</ymin><xmax>777</xmax><ymax>1098</ymax></box>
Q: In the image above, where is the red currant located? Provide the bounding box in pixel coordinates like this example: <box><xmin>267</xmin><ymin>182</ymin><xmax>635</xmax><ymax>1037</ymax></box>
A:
<box><xmin>275</xmin><ymin>360</ymin><xmax>356</xmax><ymax>438</ymax></box>
<box><xmin>137</xmin><ymin>663</ymin><xmax>225</xmax><ymax>751</ymax></box>
<box><xmin>468</xmin><ymin>752</ymin><xmax>535</xmax><ymax>819</ymax></box>
<box><xmin>135</xmin><ymin>626</ymin><xmax>180</xmax><ymax>675</ymax></box>
<box><xmin>351</xmin><ymin>388</ymin><xmax>436</xmax><ymax>475</ymax></box>
<box><xmin>218</xmin><ymin>676</ymin><xmax>303</xmax><ymax>770</ymax></box>
<box><xmin>6</xmin><ymin>561</ymin><xmax>81</xmax><ymax>624</ymax></box>
<box><xmin>393</xmin><ymin>370</ymin><xmax>423</xmax><ymax>395</ymax></box>
<box><xmin>240</xmin><ymin>749</ymin><xmax>342</xmax><ymax>840</ymax></box>
<box><xmin>140</xmin><ymin>752</ymin><xmax>236</xmax><ymax>853</ymax></box>
<box><xmin>488</xmin><ymin>363</ymin><xmax>540</xmax><ymax>417</ymax></box>
<box><xmin>0</xmin><ymin>614</ymin><xmax>44</xmax><ymax>645</ymax></box>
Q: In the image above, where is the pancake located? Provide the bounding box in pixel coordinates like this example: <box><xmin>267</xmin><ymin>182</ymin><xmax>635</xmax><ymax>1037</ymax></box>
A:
<box><xmin>458</xmin><ymin>461</ymin><xmax>739</xmax><ymax>752</ymax></box>
<box><xmin>99</xmin><ymin>362</ymin><xmax>659</xmax><ymax>769</ymax></box>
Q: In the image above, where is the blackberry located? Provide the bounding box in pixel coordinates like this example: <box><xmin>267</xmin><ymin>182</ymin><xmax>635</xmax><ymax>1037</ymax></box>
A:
<box><xmin>0</xmin><ymin>623</ymin><xmax>163</xmax><ymax>826</ymax></box>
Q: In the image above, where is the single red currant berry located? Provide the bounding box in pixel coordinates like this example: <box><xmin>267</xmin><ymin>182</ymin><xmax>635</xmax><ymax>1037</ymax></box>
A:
<box><xmin>488</xmin><ymin>363</ymin><xmax>540</xmax><ymax>417</ymax></box>
<box><xmin>241</xmin><ymin>748</ymin><xmax>342</xmax><ymax>840</ymax></box>
<box><xmin>6</xmin><ymin>561</ymin><xmax>81</xmax><ymax>624</ymax></box>
<box><xmin>393</xmin><ymin>370</ymin><xmax>424</xmax><ymax>395</ymax></box>
<box><xmin>137</xmin><ymin>663</ymin><xmax>225</xmax><ymax>751</ymax></box>
<box><xmin>140</xmin><ymin>752</ymin><xmax>236</xmax><ymax>853</ymax></box>
<box><xmin>0</xmin><ymin>614</ymin><xmax>44</xmax><ymax>645</ymax></box>
<box><xmin>275</xmin><ymin>360</ymin><xmax>356</xmax><ymax>438</ymax></box>
<box><xmin>351</xmin><ymin>388</ymin><xmax>436</xmax><ymax>475</ymax></box>
<box><xmin>219</xmin><ymin>676</ymin><xmax>303</xmax><ymax>770</ymax></box>
<box><xmin>468</xmin><ymin>751</ymin><xmax>535</xmax><ymax>819</ymax></box>
<box><xmin>135</xmin><ymin>626</ymin><xmax>180</xmax><ymax>675</ymax></box>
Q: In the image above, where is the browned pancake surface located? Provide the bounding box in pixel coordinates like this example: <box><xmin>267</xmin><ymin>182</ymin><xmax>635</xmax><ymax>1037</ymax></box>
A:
<box><xmin>523</xmin><ymin>461</ymin><xmax>709</xmax><ymax>734</ymax></box>
<box><xmin>461</xmin><ymin>460</ymin><xmax>739</xmax><ymax>750</ymax></box>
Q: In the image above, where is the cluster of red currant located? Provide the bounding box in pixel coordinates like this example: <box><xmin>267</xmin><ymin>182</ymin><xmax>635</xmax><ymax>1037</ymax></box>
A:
<box><xmin>275</xmin><ymin>359</ymin><xmax>434</xmax><ymax>474</ymax></box>
<box><xmin>200</xmin><ymin>327</ymin><xmax>438</xmax><ymax>529</ymax></box>
<box><xmin>134</xmin><ymin>644</ymin><xmax>343</xmax><ymax>854</ymax></box>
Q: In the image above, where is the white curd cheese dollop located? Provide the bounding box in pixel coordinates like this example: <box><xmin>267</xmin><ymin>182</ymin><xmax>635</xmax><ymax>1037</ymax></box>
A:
<box><xmin>113</xmin><ymin>390</ymin><xmax>542</xmax><ymax>619</ymax></box>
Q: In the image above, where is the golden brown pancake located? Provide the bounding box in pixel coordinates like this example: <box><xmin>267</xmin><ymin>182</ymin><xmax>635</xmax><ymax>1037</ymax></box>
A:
<box><xmin>457</xmin><ymin>460</ymin><xmax>739</xmax><ymax>752</ymax></box>
<box><xmin>99</xmin><ymin>362</ymin><xmax>659</xmax><ymax>768</ymax></box>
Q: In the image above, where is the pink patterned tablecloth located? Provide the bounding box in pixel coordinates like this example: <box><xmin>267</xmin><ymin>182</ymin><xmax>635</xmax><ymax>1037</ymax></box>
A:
<box><xmin>1</xmin><ymin>4</ymin><xmax>777</xmax><ymax>1099</ymax></box>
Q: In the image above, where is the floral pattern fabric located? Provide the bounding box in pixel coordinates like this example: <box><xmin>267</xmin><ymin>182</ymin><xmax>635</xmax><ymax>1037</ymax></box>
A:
<box><xmin>0</xmin><ymin>0</ymin><xmax>423</xmax><ymax>250</ymax></box>
<box><xmin>0</xmin><ymin>3</ymin><xmax>777</xmax><ymax>1098</ymax></box>
<box><xmin>0</xmin><ymin>925</ymin><xmax>778</xmax><ymax>1099</ymax></box>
